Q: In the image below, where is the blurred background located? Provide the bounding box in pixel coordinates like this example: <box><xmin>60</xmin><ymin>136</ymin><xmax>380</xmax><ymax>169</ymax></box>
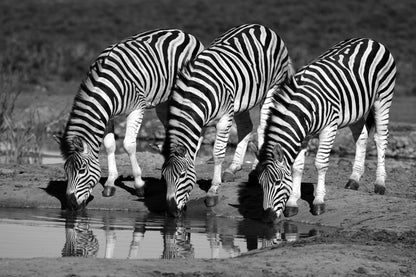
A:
<box><xmin>0</xmin><ymin>0</ymin><xmax>415</xmax><ymax>164</ymax></box>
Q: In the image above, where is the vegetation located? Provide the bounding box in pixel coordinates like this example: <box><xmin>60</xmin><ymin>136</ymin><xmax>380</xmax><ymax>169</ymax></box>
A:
<box><xmin>0</xmin><ymin>0</ymin><xmax>414</xmax><ymax>95</ymax></box>
<box><xmin>0</xmin><ymin>73</ymin><xmax>46</xmax><ymax>163</ymax></box>
<box><xmin>0</xmin><ymin>0</ymin><xmax>414</xmax><ymax>163</ymax></box>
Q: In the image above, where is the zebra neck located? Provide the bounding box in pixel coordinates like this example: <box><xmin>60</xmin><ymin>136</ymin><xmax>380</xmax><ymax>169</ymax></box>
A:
<box><xmin>166</xmin><ymin>127</ymin><xmax>202</xmax><ymax>159</ymax></box>
<box><xmin>262</xmin><ymin>107</ymin><xmax>310</xmax><ymax>167</ymax></box>
<box><xmin>64</xmin><ymin>104</ymin><xmax>108</xmax><ymax>157</ymax></box>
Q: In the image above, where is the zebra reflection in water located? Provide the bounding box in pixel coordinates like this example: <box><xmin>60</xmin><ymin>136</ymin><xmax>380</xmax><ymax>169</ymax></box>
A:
<box><xmin>102</xmin><ymin>213</ymin><xmax>147</xmax><ymax>259</ymax></box>
<box><xmin>161</xmin><ymin>218</ymin><xmax>194</xmax><ymax>259</ymax></box>
<box><xmin>62</xmin><ymin>214</ymin><xmax>99</xmax><ymax>257</ymax></box>
<box><xmin>63</xmin><ymin>213</ymin><xmax>315</xmax><ymax>259</ymax></box>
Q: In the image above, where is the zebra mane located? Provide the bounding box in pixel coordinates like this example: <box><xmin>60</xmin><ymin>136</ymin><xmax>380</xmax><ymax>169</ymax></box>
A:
<box><xmin>177</xmin><ymin>59</ymin><xmax>194</xmax><ymax>81</ymax></box>
<box><xmin>58</xmin><ymin>135</ymin><xmax>85</xmax><ymax>160</ymax></box>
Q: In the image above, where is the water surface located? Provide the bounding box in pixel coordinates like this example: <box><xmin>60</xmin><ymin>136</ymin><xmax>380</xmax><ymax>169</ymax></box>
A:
<box><xmin>0</xmin><ymin>208</ymin><xmax>333</xmax><ymax>259</ymax></box>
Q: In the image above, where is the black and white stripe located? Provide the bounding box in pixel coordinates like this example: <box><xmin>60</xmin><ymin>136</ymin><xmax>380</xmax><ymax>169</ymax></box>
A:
<box><xmin>257</xmin><ymin>38</ymin><xmax>396</xmax><ymax>221</ymax></box>
<box><xmin>58</xmin><ymin>29</ymin><xmax>203</xmax><ymax>210</ymax></box>
<box><xmin>161</xmin><ymin>24</ymin><xmax>294</xmax><ymax>216</ymax></box>
<box><xmin>62</xmin><ymin>216</ymin><xmax>99</xmax><ymax>257</ymax></box>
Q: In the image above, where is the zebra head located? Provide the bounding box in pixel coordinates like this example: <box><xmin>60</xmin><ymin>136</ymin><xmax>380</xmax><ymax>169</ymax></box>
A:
<box><xmin>162</xmin><ymin>144</ymin><xmax>196</xmax><ymax>217</ymax></box>
<box><xmin>256</xmin><ymin>143</ymin><xmax>292</xmax><ymax>222</ymax></box>
<box><xmin>59</xmin><ymin>136</ymin><xmax>101</xmax><ymax>210</ymax></box>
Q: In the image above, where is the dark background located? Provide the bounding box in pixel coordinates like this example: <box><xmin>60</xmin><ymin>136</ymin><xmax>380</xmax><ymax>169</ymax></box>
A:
<box><xmin>1</xmin><ymin>0</ymin><xmax>415</xmax><ymax>96</ymax></box>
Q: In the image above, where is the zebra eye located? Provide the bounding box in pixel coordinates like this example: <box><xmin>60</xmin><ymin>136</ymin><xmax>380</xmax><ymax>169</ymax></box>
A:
<box><xmin>179</xmin><ymin>171</ymin><xmax>187</xmax><ymax>179</ymax></box>
<box><xmin>273</xmin><ymin>178</ymin><xmax>282</xmax><ymax>186</ymax></box>
<box><xmin>79</xmin><ymin>164</ymin><xmax>87</xmax><ymax>174</ymax></box>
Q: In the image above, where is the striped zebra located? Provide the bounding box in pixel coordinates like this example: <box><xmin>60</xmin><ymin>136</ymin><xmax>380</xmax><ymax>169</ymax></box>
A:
<box><xmin>62</xmin><ymin>216</ymin><xmax>99</xmax><ymax>257</ymax></box>
<box><xmin>161</xmin><ymin>24</ymin><xmax>294</xmax><ymax>216</ymax></box>
<box><xmin>255</xmin><ymin>38</ymin><xmax>396</xmax><ymax>222</ymax></box>
<box><xmin>56</xmin><ymin>29</ymin><xmax>204</xmax><ymax>210</ymax></box>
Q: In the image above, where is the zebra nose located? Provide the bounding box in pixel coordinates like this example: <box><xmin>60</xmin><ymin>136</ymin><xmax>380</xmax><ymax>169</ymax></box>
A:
<box><xmin>166</xmin><ymin>198</ymin><xmax>182</xmax><ymax>218</ymax></box>
<box><xmin>262</xmin><ymin>208</ymin><xmax>278</xmax><ymax>223</ymax></box>
<box><xmin>67</xmin><ymin>193</ymin><xmax>84</xmax><ymax>211</ymax></box>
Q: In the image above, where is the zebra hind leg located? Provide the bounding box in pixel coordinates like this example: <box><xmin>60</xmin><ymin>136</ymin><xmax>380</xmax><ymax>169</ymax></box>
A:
<box><xmin>102</xmin><ymin>120</ymin><xmax>118</xmax><ymax>197</ymax></box>
<box><xmin>372</xmin><ymin>99</ymin><xmax>392</xmax><ymax>195</ymax></box>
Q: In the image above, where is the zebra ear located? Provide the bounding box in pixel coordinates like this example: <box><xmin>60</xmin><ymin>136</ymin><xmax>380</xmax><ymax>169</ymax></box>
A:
<box><xmin>173</xmin><ymin>144</ymin><xmax>188</xmax><ymax>158</ymax></box>
<box><xmin>272</xmin><ymin>143</ymin><xmax>284</xmax><ymax>163</ymax></box>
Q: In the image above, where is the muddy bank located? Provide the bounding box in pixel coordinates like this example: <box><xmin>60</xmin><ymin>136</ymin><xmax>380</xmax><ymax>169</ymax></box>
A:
<box><xmin>0</xmin><ymin>150</ymin><xmax>415</xmax><ymax>276</ymax></box>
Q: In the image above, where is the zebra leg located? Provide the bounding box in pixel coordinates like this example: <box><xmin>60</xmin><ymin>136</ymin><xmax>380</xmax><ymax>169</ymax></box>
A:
<box><xmin>313</xmin><ymin>124</ymin><xmax>338</xmax><ymax>215</ymax></box>
<box><xmin>372</xmin><ymin>99</ymin><xmax>391</xmax><ymax>195</ymax></box>
<box><xmin>284</xmin><ymin>148</ymin><xmax>307</xmax><ymax>217</ymax></box>
<box><xmin>205</xmin><ymin>114</ymin><xmax>233</xmax><ymax>207</ymax></box>
<box><xmin>124</xmin><ymin>109</ymin><xmax>146</xmax><ymax>197</ymax></box>
<box><xmin>127</xmin><ymin>224</ymin><xmax>145</xmax><ymax>259</ymax></box>
<box><xmin>105</xmin><ymin>230</ymin><xmax>116</xmax><ymax>259</ymax></box>
<box><xmin>345</xmin><ymin>120</ymin><xmax>369</xmax><ymax>191</ymax></box>
<box><xmin>222</xmin><ymin>111</ymin><xmax>253</xmax><ymax>182</ymax></box>
<box><xmin>102</xmin><ymin>120</ymin><xmax>118</xmax><ymax>197</ymax></box>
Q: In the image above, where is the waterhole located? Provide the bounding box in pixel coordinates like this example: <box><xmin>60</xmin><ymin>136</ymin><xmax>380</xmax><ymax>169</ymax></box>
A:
<box><xmin>0</xmin><ymin>208</ymin><xmax>334</xmax><ymax>259</ymax></box>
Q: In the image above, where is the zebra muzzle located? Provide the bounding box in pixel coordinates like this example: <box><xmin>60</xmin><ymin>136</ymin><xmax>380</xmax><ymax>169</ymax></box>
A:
<box><xmin>66</xmin><ymin>193</ymin><xmax>86</xmax><ymax>211</ymax></box>
<box><xmin>262</xmin><ymin>208</ymin><xmax>279</xmax><ymax>224</ymax></box>
<box><xmin>166</xmin><ymin>198</ymin><xmax>183</xmax><ymax>218</ymax></box>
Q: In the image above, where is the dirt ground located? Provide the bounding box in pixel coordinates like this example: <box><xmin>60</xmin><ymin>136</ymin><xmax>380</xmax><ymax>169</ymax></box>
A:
<box><xmin>0</xmin><ymin>149</ymin><xmax>416</xmax><ymax>277</ymax></box>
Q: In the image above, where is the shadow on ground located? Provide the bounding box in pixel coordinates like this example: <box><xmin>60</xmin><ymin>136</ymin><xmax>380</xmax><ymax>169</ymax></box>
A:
<box><xmin>235</xmin><ymin>178</ymin><xmax>317</xmax><ymax>220</ymax></box>
<box><xmin>43</xmin><ymin>179</ymin><xmax>95</xmax><ymax>210</ymax></box>
<box><xmin>44</xmin><ymin>173</ymin><xmax>316</xmax><ymax>219</ymax></box>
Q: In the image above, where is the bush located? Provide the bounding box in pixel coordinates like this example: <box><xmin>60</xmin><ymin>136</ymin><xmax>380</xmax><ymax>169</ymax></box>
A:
<box><xmin>0</xmin><ymin>73</ymin><xmax>46</xmax><ymax>164</ymax></box>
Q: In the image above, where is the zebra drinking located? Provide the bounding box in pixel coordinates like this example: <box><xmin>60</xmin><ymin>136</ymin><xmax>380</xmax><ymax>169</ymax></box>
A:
<box><xmin>255</xmin><ymin>38</ymin><xmax>396</xmax><ymax>222</ymax></box>
<box><xmin>56</xmin><ymin>29</ymin><xmax>204</xmax><ymax>210</ymax></box>
<box><xmin>161</xmin><ymin>24</ymin><xmax>294</xmax><ymax>217</ymax></box>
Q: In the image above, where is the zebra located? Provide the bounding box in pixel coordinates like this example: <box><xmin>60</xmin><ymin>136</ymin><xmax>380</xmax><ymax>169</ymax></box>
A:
<box><xmin>161</xmin><ymin>24</ymin><xmax>294</xmax><ymax>217</ymax></box>
<box><xmin>56</xmin><ymin>29</ymin><xmax>204</xmax><ymax>210</ymax></box>
<box><xmin>255</xmin><ymin>38</ymin><xmax>396</xmax><ymax>222</ymax></box>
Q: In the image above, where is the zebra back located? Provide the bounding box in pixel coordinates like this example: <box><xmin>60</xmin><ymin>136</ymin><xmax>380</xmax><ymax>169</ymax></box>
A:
<box><xmin>61</xmin><ymin>29</ymin><xmax>203</xmax><ymax>157</ymax></box>
<box><xmin>166</xmin><ymin>24</ymin><xmax>292</xmax><ymax>157</ymax></box>
<box><xmin>263</xmin><ymin>38</ymin><xmax>396</xmax><ymax>166</ymax></box>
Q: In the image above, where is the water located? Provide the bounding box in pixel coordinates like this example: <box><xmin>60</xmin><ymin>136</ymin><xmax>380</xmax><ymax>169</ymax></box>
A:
<box><xmin>0</xmin><ymin>208</ymin><xmax>332</xmax><ymax>259</ymax></box>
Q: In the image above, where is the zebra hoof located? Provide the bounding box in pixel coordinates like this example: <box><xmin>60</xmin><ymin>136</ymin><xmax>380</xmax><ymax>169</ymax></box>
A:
<box><xmin>311</xmin><ymin>203</ymin><xmax>325</xmax><ymax>216</ymax></box>
<box><xmin>345</xmin><ymin>179</ymin><xmax>359</xmax><ymax>190</ymax></box>
<box><xmin>222</xmin><ymin>171</ymin><xmax>235</xmax><ymax>182</ymax></box>
<box><xmin>283</xmin><ymin>206</ymin><xmax>299</xmax><ymax>217</ymax></box>
<box><xmin>374</xmin><ymin>184</ymin><xmax>386</xmax><ymax>195</ymax></box>
<box><xmin>102</xmin><ymin>186</ymin><xmax>116</xmax><ymax>197</ymax></box>
<box><xmin>135</xmin><ymin>187</ymin><xmax>145</xmax><ymax>197</ymax></box>
<box><xmin>204</xmin><ymin>195</ymin><xmax>219</xmax><ymax>207</ymax></box>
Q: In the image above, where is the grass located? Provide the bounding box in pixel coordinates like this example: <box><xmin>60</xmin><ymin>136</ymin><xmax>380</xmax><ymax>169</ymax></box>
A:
<box><xmin>0</xmin><ymin>0</ymin><xmax>414</xmax><ymax>95</ymax></box>
<box><xmin>0</xmin><ymin>73</ymin><xmax>46</xmax><ymax>164</ymax></box>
